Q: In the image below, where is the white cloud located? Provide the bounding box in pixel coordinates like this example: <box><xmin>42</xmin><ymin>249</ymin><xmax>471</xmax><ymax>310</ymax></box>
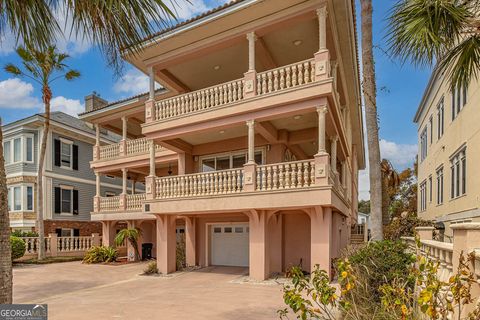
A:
<box><xmin>0</xmin><ymin>78</ymin><xmax>40</xmax><ymax>109</ymax></box>
<box><xmin>0</xmin><ymin>31</ymin><xmax>16</xmax><ymax>55</ymax></box>
<box><xmin>114</xmin><ymin>68</ymin><xmax>150</xmax><ymax>95</ymax></box>
<box><xmin>51</xmin><ymin>96</ymin><xmax>84</xmax><ymax>117</ymax></box>
<box><xmin>166</xmin><ymin>0</ymin><xmax>210</xmax><ymax>20</ymax></box>
<box><xmin>358</xmin><ymin>139</ymin><xmax>417</xmax><ymax>200</ymax></box>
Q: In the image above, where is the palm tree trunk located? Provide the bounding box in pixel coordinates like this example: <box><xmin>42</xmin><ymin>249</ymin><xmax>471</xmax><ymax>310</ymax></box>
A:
<box><xmin>360</xmin><ymin>0</ymin><xmax>383</xmax><ymax>240</ymax></box>
<box><xmin>37</xmin><ymin>87</ymin><xmax>51</xmax><ymax>260</ymax></box>
<box><xmin>0</xmin><ymin>118</ymin><xmax>13</xmax><ymax>303</ymax></box>
<box><xmin>381</xmin><ymin>180</ymin><xmax>390</xmax><ymax>225</ymax></box>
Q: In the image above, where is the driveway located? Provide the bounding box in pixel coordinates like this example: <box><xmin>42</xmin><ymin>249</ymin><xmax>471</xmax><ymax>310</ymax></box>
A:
<box><xmin>13</xmin><ymin>262</ymin><xmax>285</xmax><ymax>319</ymax></box>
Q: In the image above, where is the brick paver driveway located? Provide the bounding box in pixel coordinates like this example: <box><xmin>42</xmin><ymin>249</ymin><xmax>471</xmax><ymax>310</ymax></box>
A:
<box><xmin>13</xmin><ymin>262</ymin><xmax>285</xmax><ymax>319</ymax></box>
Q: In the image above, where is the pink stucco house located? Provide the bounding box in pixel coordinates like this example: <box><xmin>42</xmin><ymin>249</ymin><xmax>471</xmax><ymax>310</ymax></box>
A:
<box><xmin>79</xmin><ymin>0</ymin><xmax>365</xmax><ymax>280</ymax></box>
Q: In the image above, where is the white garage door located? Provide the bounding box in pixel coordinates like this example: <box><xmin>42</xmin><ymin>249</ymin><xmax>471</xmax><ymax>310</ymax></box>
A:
<box><xmin>211</xmin><ymin>224</ymin><xmax>249</xmax><ymax>267</ymax></box>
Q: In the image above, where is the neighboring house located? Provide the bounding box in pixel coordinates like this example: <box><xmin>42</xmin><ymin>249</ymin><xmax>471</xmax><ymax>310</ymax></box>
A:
<box><xmin>357</xmin><ymin>212</ymin><xmax>369</xmax><ymax>225</ymax></box>
<box><xmin>2</xmin><ymin>111</ymin><xmax>126</xmax><ymax>236</ymax></box>
<box><xmin>79</xmin><ymin>0</ymin><xmax>365</xmax><ymax>279</ymax></box>
<box><xmin>414</xmin><ymin>66</ymin><xmax>478</xmax><ymax>237</ymax></box>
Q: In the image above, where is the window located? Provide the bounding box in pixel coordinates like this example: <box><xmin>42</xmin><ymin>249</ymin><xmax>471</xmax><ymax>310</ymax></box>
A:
<box><xmin>3</xmin><ymin>135</ymin><xmax>34</xmax><ymax>164</ymax></box>
<box><xmin>13</xmin><ymin>138</ymin><xmax>21</xmax><ymax>162</ymax></box>
<box><xmin>61</xmin><ymin>141</ymin><xmax>72</xmax><ymax>168</ymax></box>
<box><xmin>420</xmin><ymin>180</ymin><xmax>427</xmax><ymax>212</ymax></box>
<box><xmin>436</xmin><ymin>166</ymin><xmax>444</xmax><ymax>205</ymax></box>
<box><xmin>3</xmin><ymin>141</ymin><xmax>11</xmax><ymax>164</ymax></box>
<box><xmin>224</xmin><ymin>227</ymin><xmax>232</xmax><ymax>233</ymax></box>
<box><xmin>450</xmin><ymin>147</ymin><xmax>467</xmax><ymax>199</ymax></box>
<box><xmin>429</xmin><ymin>116</ymin><xmax>433</xmax><ymax>144</ymax></box>
<box><xmin>7</xmin><ymin>184</ymin><xmax>34</xmax><ymax>212</ymax></box>
<box><xmin>428</xmin><ymin>176</ymin><xmax>433</xmax><ymax>203</ymax></box>
<box><xmin>105</xmin><ymin>192</ymin><xmax>116</xmax><ymax>197</ymax></box>
<box><xmin>61</xmin><ymin>188</ymin><xmax>72</xmax><ymax>213</ymax></box>
<box><xmin>60</xmin><ymin>228</ymin><xmax>73</xmax><ymax>237</ymax></box>
<box><xmin>200</xmin><ymin>149</ymin><xmax>264</xmax><ymax>172</ymax></box>
<box><xmin>452</xmin><ymin>85</ymin><xmax>468</xmax><ymax>120</ymax></box>
<box><xmin>437</xmin><ymin>98</ymin><xmax>444</xmax><ymax>139</ymax></box>
<box><xmin>420</xmin><ymin>128</ymin><xmax>428</xmax><ymax>161</ymax></box>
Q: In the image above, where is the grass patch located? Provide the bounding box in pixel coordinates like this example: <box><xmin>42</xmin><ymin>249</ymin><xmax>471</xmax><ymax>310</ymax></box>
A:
<box><xmin>14</xmin><ymin>256</ymin><xmax>83</xmax><ymax>265</ymax></box>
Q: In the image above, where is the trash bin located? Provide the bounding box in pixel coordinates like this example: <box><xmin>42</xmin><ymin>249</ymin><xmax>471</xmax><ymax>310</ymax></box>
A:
<box><xmin>142</xmin><ymin>243</ymin><xmax>153</xmax><ymax>260</ymax></box>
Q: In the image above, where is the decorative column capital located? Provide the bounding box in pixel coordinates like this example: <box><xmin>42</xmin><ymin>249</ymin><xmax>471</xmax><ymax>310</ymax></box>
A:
<box><xmin>330</xmin><ymin>134</ymin><xmax>339</xmax><ymax>142</ymax></box>
<box><xmin>316</xmin><ymin>5</ymin><xmax>327</xmax><ymax>19</ymax></box>
<box><xmin>246</xmin><ymin>32</ymin><xmax>257</xmax><ymax>42</ymax></box>
<box><xmin>316</xmin><ymin>105</ymin><xmax>328</xmax><ymax>114</ymax></box>
<box><xmin>246</xmin><ymin>119</ymin><xmax>256</xmax><ymax>127</ymax></box>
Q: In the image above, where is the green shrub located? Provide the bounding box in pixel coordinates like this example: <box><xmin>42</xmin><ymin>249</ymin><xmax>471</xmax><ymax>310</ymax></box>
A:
<box><xmin>176</xmin><ymin>235</ymin><xmax>186</xmax><ymax>270</ymax></box>
<box><xmin>10</xmin><ymin>236</ymin><xmax>26</xmax><ymax>260</ymax></box>
<box><xmin>143</xmin><ymin>261</ymin><xmax>159</xmax><ymax>275</ymax></box>
<box><xmin>83</xmin><ymin>246</ymin><xmax>118</xmax><ymax>264</ymax></box>
<box><xmin>11</xmin><ymin>230</ymin><xmax>39</xmax><ymax>237</ymax></box>
<box><xmin>345</xmin><ymin>240</ymin><xmax>415</xmax><ymax>303</ymax></box>
<box><xmin>384</xmin><ymin>212</ymin><xmax>432</xmax><ymax>240</ymax></box>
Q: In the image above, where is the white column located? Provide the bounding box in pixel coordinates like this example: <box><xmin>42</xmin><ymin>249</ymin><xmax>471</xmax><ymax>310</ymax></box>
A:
<box><xmin>246</xmin><ymin>120</ymin><xmax>255</xmax><ymax>164</ymax></box>
<box><xmin>122</xmin><ymin>168</ymin><xmax>128</xmax><ymax>194</ymax></box>
<box><xmin>148</xmin><ymin>66</ymin><xmax>155</xmax><ymax>100</ymax></box>
<box><xmin>122</xmin><ymin>116</ymin><xmax>127</xmax><ymax>140</ymax></box>
<box><xmin>246</xmin><ymin>32</ymin><xmax>257</xmax><ymax>72</ymax></box>
<box><xmin>330</xmin><ymin>135</ymin><xmax>338</xmax><ymax>172</ymax></box>
<box><xmin>316</xmin><ymin>6</ymin><xmax>328</xmax><ymax>51</ymax></box>
<box><xmin>95</xmin><ymin>173</ymin><xmax>101</xmax><ymax>197</ymax></box>
<box><xmin>95</xmin><ymin>124</ymin><xmax>100</xmax><ymax>146</ymax></box>
<box><xmin>149</xmin><ymin>140</ymin><xmax>156</xmax><ymax>177</ymax></box>
<box><xmin>131</xmin><ymin>179</ymin><xmax>136</xmax><ymax>195</ymax></box>
<box><xmin>316</xmin><ymin>105</ymin><xmax>328</xmax><ymax>155</ymax></box>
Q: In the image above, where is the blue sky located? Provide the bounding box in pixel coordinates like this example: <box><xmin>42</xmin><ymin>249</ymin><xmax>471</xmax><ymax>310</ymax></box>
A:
<box><xmin>0</xmin><ymin>0</ymin><xmax>431</xmax><ymax>199</ymax></box>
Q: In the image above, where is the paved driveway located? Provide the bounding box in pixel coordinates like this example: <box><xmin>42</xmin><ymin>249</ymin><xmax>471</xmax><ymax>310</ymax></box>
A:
<box><xmin>13</xmin><ymin>262</ymin><xmax>285</xmax><ymax>319</ymax></box>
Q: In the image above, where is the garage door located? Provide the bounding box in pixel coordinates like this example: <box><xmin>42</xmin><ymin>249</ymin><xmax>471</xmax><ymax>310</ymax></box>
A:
<box><xmin>211</xmin><ymin>224</ymin><xmax>249</xmax><ymax>267</ymax></box>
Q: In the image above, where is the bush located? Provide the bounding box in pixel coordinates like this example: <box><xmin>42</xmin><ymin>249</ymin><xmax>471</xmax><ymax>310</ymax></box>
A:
<box><xmin>345</xmin><ymin>240</ymin><xmax>415</xmax><ymax>303</ymax></box>
<box><xmin>11</xmin><ymin>230</ymin><xmax>39</xmax><ymax>237</ymax></box>
<box><xmin>143</xmin><ymin>261</ymin><xmax>159</xmax><ymax>275</ymax></box>
<box><xmin>176</xmin><ymin>235</ymin><xmax>186</xmax><ymax>270</ymax></box>
<box><xmin>83</xmin><ymin>246</ymin><xmax>118</xmax><ymax>264</ymax></box>
<box><xmin>384</xmin><ymin>212</ymin><xmax>432</xmax><ymax>240</ymax></box>
<box><xmin>10</xmin><ymin>236</ymin><xmax>26</xmax><ymax>260</ymax></box>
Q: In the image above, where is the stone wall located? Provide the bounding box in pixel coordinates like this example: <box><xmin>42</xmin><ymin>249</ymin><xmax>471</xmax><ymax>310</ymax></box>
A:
<box><xmin>43</xmin><ymin>220</ymin><xmax>102</xmax><ymax>236</ymax></box>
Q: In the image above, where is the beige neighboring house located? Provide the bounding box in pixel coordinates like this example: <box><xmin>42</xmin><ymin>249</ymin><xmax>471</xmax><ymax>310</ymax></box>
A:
<box><xmin>414</xmin><ymin>66</ymin><xmax>479</xmax><ymax>237</ymax></box>
<box><xmin>79</xmin><ymin>0</ymin><xmax>365</xmax><ymax>280</ymax></box>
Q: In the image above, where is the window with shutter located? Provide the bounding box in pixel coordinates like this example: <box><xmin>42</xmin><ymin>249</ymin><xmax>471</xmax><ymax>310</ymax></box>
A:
<box><xmin>54</xmin><ymin>139</ymin><xmax>61</xmax><ymax>167</ymax></box>
<box><xmin>73</xmin><ymin>190</ymin><xmax>79</xmax><ymax>215</ymax></box>
<box><xmin>54</xmin><ymin>187</ymin><xmax>61</xmax><ymax>213</ymax></box>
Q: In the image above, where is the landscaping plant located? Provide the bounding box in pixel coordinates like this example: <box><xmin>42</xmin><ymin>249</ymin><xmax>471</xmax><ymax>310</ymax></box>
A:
<box><xmin>143</xmin><ymin>261</ymin><xmax>159</xmax><ymax>275</ymax></box>
<box><xmin>83</xmin><ymin>246</ymin><xmax>118</xmax><ymax>264</ymax></box>
<box><xmin>177</xmin><ymin>234</ymin><xmax>186</xmax><ymax>270</ymax></box>
<box><xmin>10</xmin><ymin>236</ymin><xmax>26</xmax><ymax>261</ymax></box>
<box><xmin>115</xmin><ymin>228</ymin><xmax>142</xmax><ymax>261</ymax></box>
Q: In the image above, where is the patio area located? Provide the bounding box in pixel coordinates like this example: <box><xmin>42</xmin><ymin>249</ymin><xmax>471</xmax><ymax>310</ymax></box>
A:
<box><xmin>13</xmin><ymin>261</ymin><xmax>285</xmax><ymax>319</ymax></box>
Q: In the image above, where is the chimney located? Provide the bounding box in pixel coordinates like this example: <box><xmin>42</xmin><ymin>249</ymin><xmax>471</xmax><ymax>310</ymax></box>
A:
<box><xmin>84</xmin><ymin>91</ymin><xmax>108</xmax><ymax>112</ymax></box>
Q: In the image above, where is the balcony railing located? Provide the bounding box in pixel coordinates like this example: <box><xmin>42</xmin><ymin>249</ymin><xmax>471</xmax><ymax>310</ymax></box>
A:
<box><xmin>96</xmin><ymin>138</ymin><xmax>165</xmax><ymax>161</ymax></box>
<box><xmin>99</xmin><ymin>196</ymin><xmax>122</xmax><ymax>212</ymax></box>
<box><xmin>256</xmin><ymin>160</ymin><xmax>315</xmax><ymax>191</ymax></box>
<box><xmin>152</xmin><ymin>58</ymin><xmax>317</xmax><ymax>122</ymax></box>
<box><xmin>126</xmin><ymin>193</ymin><xmax>146</xmax><ymax>211</ymax></box>
<box><xmin>155</xmin><ymin>168</ymin><xmax>244</xmax><ymax>198</ymax></box>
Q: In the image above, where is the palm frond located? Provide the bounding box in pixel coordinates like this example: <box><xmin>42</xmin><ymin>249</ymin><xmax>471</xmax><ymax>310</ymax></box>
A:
<box><xmin>4</xmin><ymin>63</ymin><xmax>21</xmax><ymax>76</ymax></box>
<box><xmin>387</xmin><ymin>0</ymin><xmax>471</xmax><ymax>67</ymax></box>
<box><xmin>64</xmin><ymin>69</ymin><xmax>80</xmax><ymax>81</ymax></box>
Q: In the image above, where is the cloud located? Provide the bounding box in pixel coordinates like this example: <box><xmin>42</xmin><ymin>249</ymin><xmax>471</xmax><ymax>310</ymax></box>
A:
<box><xmin>51</xmin><ymin>96</ymin><xmax>84</xmax><ymax>117</ymax></box>
<box><xmin>166</xmin><ymin>0</ymin><xmax>210</xmax><ymax>20</ymax></box>
<box><xmin>114</xmin><ymin>68</ymin><xmax>150</xmax><ymax>95</ymax></box>
<box><xmin>0</xmin><ymin>78</ymin><xmax>40</xmax><ymax>109</ymax></box>
<box><xmin>358</xmin><ymin>139</ymin><xmax>417</xmax><ymax>200</ymax></box>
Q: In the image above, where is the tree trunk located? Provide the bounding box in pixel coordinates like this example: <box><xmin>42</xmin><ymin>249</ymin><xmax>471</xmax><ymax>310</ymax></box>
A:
<box><xmin>360</xmin><ymin>0</ymin><xmax>383</xmax><ymax>240</ymax></box>
<box><xmin>0</xmin><ymin>118</ymin><xmax>13</xmax><ymax>303</ymax></box>
<box><xmin>381</xmin><ymin>180</ymin><xmax>390</xmax><ymax>225</ymax></box>
<box><xmin>37</xmin><ymin>87</ymin><xmax>52</xmax><ymax>260</ymax></box>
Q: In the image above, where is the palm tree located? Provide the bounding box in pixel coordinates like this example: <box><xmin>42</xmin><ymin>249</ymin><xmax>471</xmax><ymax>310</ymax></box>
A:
<box><xmin>381</xmin><ymin>159</ymin><xmax>400</xmax><ymax>225</ymax></box>
<box><xmin>388</xmin><ymin>0</ymin><xmax>480</xmax><ymax>90</ymax></box>
<box><xmin>0</xmin><ymin>0</ymin><xmax>180</xmax><ymax>74</ymax></box>
<box><xmin>0</xmin><ymin>118</ymin><xmax>12</xmax><ymax>304</ymax></box>
<box><xmin>360</xmin><ymin>0</ymin><xmax>383</xmax><ymax>240</ymax></box>
<box><xmin>5</xmin><ymin>46</ymin><xmax>80</xmax><ymax>260</ymax></box>
<box><xmin>115</xmin><ymin>228</ymin><xmax>142</xmax><ymax>261</ymax></box>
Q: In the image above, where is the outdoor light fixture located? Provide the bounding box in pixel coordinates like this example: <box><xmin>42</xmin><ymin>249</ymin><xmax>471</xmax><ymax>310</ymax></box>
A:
<box><xmin>219</xmin><ymin>130</ymin><xmax>225</xmax><ymax>134</ymax></box>
<box><xmin>293</xmin><ymin>115</ymin><xmax>302</xmax><ymax>120</ymax></box>
<box><xmin>213</xmin><ymin>65</ymin><xmax>221</xmax><ymax>70</ymax></box>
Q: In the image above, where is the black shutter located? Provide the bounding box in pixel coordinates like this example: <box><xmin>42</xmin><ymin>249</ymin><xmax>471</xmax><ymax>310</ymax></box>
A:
<box><xmin>72</xmin><ymin>145</ymin><xmax>79</xmax><ymax>170</ymax></box>
<box><xmin>55</xmin><ymin>228</ymin><xmax>62</xmax><ymax>237</ymax></box>
<box><xmin>54</xmin><ymin>139</ymin><xmax>61</xmax><ymax>167</ymax></box>
<box><xmin>73</xmin><ymin>229</ymin><xmax>80</xmax><ymax>237</ymax></box>
<box><xmin>73</xmin><ymin>189</ymin><xmax>79</xmax><ymax>215</ymax></box>
<box><xmin>54</xmin><ymin>187</ymin><xmax>61</xmax><ymax>213</ymax></box>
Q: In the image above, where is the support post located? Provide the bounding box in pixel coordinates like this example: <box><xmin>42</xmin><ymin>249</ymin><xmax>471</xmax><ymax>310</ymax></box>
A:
<box><xmin>185</xmin><ymin>216</ymin><xmax>196</xmax><ymax>267</ymax></box>
<box><xmin>330</xmin><ymin>135</ymin><xmax>338</xmax><ymax>173</ymax></box>
<box><xmin>92</xmin><ymin>233</ymin><xmax>100</xmax><ymax>246</ymax></box>
<box><xmin>149</xmin><ymin>66</ymin><xmax>155</xmax><ymax>100</ymax></box>
<box><xmin>309</xmin><ymin>207</ymin><xmax>332</xmax><ymax>277</ymax></box>
<box><xmin>246</xmin><ymin>120</ymin><xmax>255</xmax><ymax>164</ymax></box>
<box><xmin>49</xmin><ymin>233</ymin><xmax>58</xmax><ymax>257</ymax></box>
<box><xmin>101</xmin><ymin>221</ymin><xmax>114</xmax><ymax>247</ymax></box>
<box><xmin>247</xmin><ymin>210</ymin><xmax>269</xmax><ymax>280</ymax></box>
<box><xmin>126</xmin><ymin>220</ymin><xmax>137</xmax><ymax>261</ymax></box>
<box><xmin>156</xmin><ymin>214</ymin><xmax>177</xmax><ymax>274</ymax></box>
<box><xmin>314</xmin><ymin>105</ymin><xmax>330</xmax><ymax>185</ymax></box>
<box><xmin>314</xmin><ymin>5</ymin><xmax>330</xmax><ymax>79</ymax></box>
<box><xmin>146</xmin><ymin>140</ymin><xmax>157</xmax><ymax>200</ymax></box>
<box><xmin>247</xmin><ymin>32</ymin><xmax>257</xmax><ymax>72</ymax></box>
<box><xmin>243</xmin><ymin>32</ymin><xmax>257</xmax><ymax>98</ymax></box>
<box><xmin>415</xmin><ymin>226</ymin><xmax>434</xmax><ymax>241</ymax></box>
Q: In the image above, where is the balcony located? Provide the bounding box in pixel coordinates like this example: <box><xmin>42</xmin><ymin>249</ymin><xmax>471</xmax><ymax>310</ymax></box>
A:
<box><xmin>98</xmin><ymin>193</ymin><xmax>146</xmax><ymax>213</ymax></box>
<box><xmin>96</xmin><ymin>137</ymin><xmax>165</xmax><ymax>162</ymax></box>
<box><xmin>145</xmin><ymin>58</ymin><xmax>322</xmax><ymax>125</ymax></box>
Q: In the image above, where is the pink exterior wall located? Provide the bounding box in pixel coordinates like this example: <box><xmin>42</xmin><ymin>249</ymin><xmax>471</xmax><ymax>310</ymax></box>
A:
<box><xmin>282</xmin><ymin>211</ymin><xmax>311</xmax><ymax>272</ymax></box>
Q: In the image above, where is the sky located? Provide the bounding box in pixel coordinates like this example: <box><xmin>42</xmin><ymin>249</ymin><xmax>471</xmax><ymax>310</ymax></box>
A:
<box><xmin>0</xmin><ymin>0</ymin><xmax>431</xmax><ymax>200</ymax></box>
